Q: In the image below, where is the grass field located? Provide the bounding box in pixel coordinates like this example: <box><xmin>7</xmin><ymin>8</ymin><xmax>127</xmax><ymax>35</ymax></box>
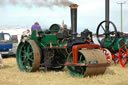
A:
<box><xmin>0</xmin><ymin>57</ymin><xmax>128</xmax><ymax>85</ymax></box>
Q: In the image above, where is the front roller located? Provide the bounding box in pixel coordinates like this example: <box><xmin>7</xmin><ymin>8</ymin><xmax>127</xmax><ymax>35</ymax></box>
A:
<box><xmin>16</xmin><ymin>40</ymin><xmax>41</xmax><ymax>72</ymax></box>
<box><xmin>67</xmin><ymin>44</ymin><xmax>108</xmax><ymax>77</ymax></box>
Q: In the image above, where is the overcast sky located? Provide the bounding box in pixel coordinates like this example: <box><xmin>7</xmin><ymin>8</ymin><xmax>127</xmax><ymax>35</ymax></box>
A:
<box><xmin>0</xmin><ymin>0</ymin><xmax>128</xmax><ymax>33</ymax></box>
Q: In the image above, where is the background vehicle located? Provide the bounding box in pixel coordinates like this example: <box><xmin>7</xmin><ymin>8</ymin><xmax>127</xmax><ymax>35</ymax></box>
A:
<box><xmin>0</xmin><ymin>32</ymin><xmax>18</xmax><ymax>57</ymax></box>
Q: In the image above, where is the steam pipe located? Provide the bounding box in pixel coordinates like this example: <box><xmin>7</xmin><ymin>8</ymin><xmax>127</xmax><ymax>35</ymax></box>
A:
<box><xmin>70</xmin><ymin>4</ymin><xmax>78</xmax><ymax>40</ymax></box>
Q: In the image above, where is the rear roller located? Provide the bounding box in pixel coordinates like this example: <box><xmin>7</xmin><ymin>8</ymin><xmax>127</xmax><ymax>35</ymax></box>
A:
<box><xmin>119</xmin><ymin>44</ymin><xmax>128</xmax><ymax>68</ymax></box>
<box><xmin>16</xmin><ymin>40</ymin><xmax>41</xmax><ymax>72</ymax></box>
<box><xmin>67</xmin><ymin>49</ymin><xmax>107</xmax><ymax>77</ymax></box>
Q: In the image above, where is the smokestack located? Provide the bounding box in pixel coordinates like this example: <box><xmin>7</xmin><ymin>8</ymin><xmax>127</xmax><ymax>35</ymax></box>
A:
<box><xmin>105</xmin><ymin>0</ymin><xmax>109</xmax><ymax>31</ymax></box>
<box><xmin>70</xmin><ymin>4</ymin><xmax>78</xmax><ymax>40</ymax></box>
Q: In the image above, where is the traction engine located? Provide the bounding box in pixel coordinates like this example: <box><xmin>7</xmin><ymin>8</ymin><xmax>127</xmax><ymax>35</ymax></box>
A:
<box><xmin>96</xmin><ymin>0</ymin><xmax>128</xmax><ymax>68</ymax></box>
<box><xmin>16</xmin><ymin>4</ymin><xmax>108</xmax><ymax>77</ymax></box>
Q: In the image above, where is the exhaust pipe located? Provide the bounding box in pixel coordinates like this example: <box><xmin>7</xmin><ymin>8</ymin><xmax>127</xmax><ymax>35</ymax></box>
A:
<box><xmin>70</xmin><ymin>4</ymin><xmax>78</xmax><ymax>40</ymax></box>
<box><xmin>105</xmin><ymin>0</ymin><xmax>109</xmax><ymax>31</ymax></box>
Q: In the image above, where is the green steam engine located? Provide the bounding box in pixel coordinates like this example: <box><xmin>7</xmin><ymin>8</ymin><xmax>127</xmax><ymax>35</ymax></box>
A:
<box><xmin>16</xmin><ymin>4</ymin><xmax>108</xmax><ymax>77</ymax></box>
<box><xmin>96</xmin><ymin>0</ymin><xmax>128</xmax><ymax>68</ymax></box>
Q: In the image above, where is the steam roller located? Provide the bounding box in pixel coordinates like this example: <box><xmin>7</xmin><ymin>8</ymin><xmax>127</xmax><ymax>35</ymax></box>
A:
<box><xmin>16</xmin><ymin>4</ymin><xmax>109</xmax><ymax>77</ymax></box>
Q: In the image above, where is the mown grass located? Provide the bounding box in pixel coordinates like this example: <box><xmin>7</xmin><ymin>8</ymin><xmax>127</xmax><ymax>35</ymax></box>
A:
<box><xmin>0</xmin><ymin>58</ymin><xmax>128</xmax><ymax>85</ymax></box>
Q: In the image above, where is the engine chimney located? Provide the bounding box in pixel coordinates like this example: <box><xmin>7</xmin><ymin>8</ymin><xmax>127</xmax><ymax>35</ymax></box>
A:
<box><xmin>105</xmin><ymin>0</ymin><xmax>109</xmax><ymax>31</ymax></box>
<box><xmin>70</xmin><ymin>4</ymin><xmax>78</xmax><ymax>40</ymax></box>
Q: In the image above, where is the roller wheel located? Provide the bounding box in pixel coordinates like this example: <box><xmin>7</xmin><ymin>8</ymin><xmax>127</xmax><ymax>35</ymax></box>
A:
<box><xmin>96</xmin><ymin>20</ymin><xmax>117</xmax><ymax>48</ymax></box>
<box><xmin>16</xmin><ymin>40</ymin><xmax>41</xmax><ymax>72</ymax></box>
<box><xmin>102</xmin><ymin>48</ymin><xmax>112</xmax><ymax>63</ymax></box>
<box><xmin>67</xmin><ymin>51</ymin><xmax>86</xmax><ymax>77</ymax></box>
<box><xmin>119</xmin><ymin>44</ymin><xmax>128</xmax><ymax>68</ymax></box>
<box><xmin>67</xmin><ymin>49</ymin><xmax>107</xmax><ymax>77</ymax></box>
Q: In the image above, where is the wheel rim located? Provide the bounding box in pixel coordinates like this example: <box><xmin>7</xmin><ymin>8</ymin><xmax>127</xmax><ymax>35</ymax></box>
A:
<box><xmin>16</xmin><ymin>40</ymin><xmax>41</xmax><ymax>72</ymax></box>
<box><xmin>96</xmin><ymin>20</ymin><xmax>117</xmax><ymax>48</ymax></box>
<box><xmin>67</xmin><ymin>51</ymin><xmax>86</xmax><ymax>77</ymax></box>
<box><xmin>119</xmin><ymin>44</ymin><xmax>128</xmax><ymax>68</ymax></box>
<box><xmin>102</xmin><ymin>48</ymin><xmax>112</xmax><ymax>63</ymax></box>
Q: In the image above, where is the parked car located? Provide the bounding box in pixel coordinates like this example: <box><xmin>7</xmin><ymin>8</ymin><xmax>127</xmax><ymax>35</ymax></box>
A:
<box><xmin>0</xmin><ymin>32</ymin><xmax>18</xmax><ymax>57</ymax></box>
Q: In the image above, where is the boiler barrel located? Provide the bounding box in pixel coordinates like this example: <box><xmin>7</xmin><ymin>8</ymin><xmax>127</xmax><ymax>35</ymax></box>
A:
<box><xmin>105</xmin><ymin>38</ymin><xmax>128</xmax><ymax>53</ymax></box>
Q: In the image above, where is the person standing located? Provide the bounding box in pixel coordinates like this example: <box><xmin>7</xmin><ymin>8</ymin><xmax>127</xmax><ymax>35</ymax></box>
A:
<box><xmin>31</xmin><ymin>22</ymin><xmax>41</xmax><ymax>31</ymax></box>
<box><xmin>20</xmin><ymin>29</ymin><xmax>30</xmax><ymax>42</ymax></box>
<box><xmin>0</xmin><ymin>54</ymin><xmax>3</xmax><ymax>68</ymax></box>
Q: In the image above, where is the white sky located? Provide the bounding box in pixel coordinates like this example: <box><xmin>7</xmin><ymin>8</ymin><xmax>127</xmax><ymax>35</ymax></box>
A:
<box><xmin>0</xmin><ymin>0</ymin><xmax>128</xmax><ymax>33</ymax></box>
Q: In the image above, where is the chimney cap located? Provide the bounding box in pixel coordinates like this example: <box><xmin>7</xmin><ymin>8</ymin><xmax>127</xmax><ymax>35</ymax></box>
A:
<box><xmin>70</xmin><ymin>4</ymin><xmax>78</xmax><ymax>8</ymax></box>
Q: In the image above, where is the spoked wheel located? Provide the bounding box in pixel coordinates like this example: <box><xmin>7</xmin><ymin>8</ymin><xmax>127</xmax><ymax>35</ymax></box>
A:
<box><xmin>102</xmin><ymin>48</ymin><xmax>112</xmax><ymax>63</ymax></box>
<box><xmin>16</xmin><ymin>40</ymin><xmax>41</xmax><ymax>72</ymax></box>
<box><xmin>96</xmin><ymin>20</ymin><xmax>118</xmax><ymax>48</ymax></box>
<box><xmin>119</xmin><ymin>44</ymin><xmax>128</xmax><ymax>68</ymax></box>
<box><xmin>67</xmin><ymin>51</ymin><xmax>86</xmax><ymax>77</ymax></box>
<box><xmin>112</xmin><ymin>54</ymin><xmax>119</xmax><ymax>64</ymax></box>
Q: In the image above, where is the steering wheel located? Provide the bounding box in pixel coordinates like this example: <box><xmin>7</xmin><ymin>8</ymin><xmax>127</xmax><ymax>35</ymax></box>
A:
<box><xmin>96</xmin><ymin>20</ymin><xmax>118</xmax><ymax>48</ymax></box>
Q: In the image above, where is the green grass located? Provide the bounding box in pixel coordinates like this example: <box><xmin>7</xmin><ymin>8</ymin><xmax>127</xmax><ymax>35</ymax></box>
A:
<box><xmin>0</xmin><ymin>58</ymin><xmax>128</xmax><ymax>85</ymax></box>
